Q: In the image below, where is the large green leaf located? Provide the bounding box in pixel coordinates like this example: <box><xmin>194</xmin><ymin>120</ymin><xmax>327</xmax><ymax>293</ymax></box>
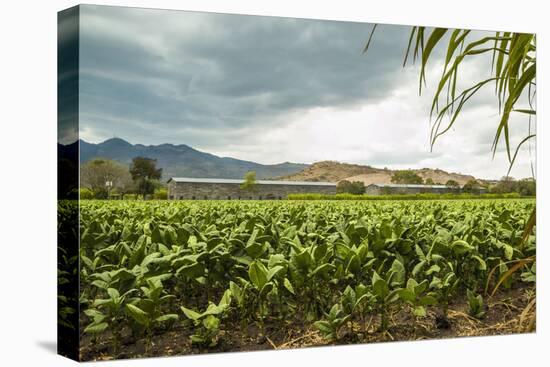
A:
<box><xmin>181</xmin><ymin>306</ymin><xmax>201</xmax><ymax>321</ymax></box>
<box><xmin>84</xmin><ymin>322</ymin><xmax>108</xmax><ymax>334</ymax></box>
<box><xmin>248</xmin><ymin>261</ymin><xmax>268</xmax><ymax>289</ymax></box>
<box><xmin>155</xmin><ymin>314</ymin><xmax>179</xmax><ymax>323</ymax></box>
<box><xmin>126</xmin><ymin>304</ymin><xmax>149</xmax><ymax>326</ymax></box>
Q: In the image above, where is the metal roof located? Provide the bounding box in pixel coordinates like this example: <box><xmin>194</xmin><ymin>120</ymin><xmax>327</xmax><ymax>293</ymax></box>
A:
<box><xmin>168</xmin><ymin>177</ymin><xmax>336</xmax><ymax>186</ymax></box>
<box><xmin>367</xmin><ymin>183</ymin><xmax>450</xmax><ymax>189</ymax></box>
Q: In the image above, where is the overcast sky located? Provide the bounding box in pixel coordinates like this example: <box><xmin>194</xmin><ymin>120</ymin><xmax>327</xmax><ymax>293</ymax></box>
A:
<box><xmin>76</xmin><ymin>5</ymin><xmax>536</xmax><ymax>180</ymax></box>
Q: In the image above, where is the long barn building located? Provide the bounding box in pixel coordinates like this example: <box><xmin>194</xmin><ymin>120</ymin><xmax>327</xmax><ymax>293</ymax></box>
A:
<box><xmin>167</xmin><ymin>177</ymin><xmax>336</xmax><ymax>200</ymax></box>
<box><xmin>364</xmin><ymin>183</ymin><xmax>482</xmax><ymax>195</ymax></box>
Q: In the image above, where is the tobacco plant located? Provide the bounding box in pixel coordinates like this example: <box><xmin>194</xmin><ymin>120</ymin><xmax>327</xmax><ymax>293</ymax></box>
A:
<box><xmin>125</xmin><ymin>277</ymin><xmax>178</xmax><ymax>353</ymax></box>
<box><xmin>314</xmin><ymin>303</ymin><xmax>350</xmax><ymax>342</ymax></box>
<box><xmin>181</xmin><ymin>289</ymin><xmax>232</xmax><ymax>347</ymax></box>
<box><xmin>75</xmin><ymin>199</ymin><xmax>535</xmax><ymax>355</ymax></box>
<box><xmin>84</xmin><ymin>287</ymin><xmax>136</xmax><ymax>354</ymax></box>
<box><xmin>466</xmin><ymin>289</ymin><xmax>486</xmax><ymax>319</ymax></box>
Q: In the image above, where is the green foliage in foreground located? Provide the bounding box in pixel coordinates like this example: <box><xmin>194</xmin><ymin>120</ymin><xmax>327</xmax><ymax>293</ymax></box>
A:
<box><xmin>288</xmin><ymin>192</ymin><xmax>525</xmax><ymax>201</ymax></box>
<box><xmin>70</xmin><ymin>199</ymin><xmax>535</xmax><ymax>354</ymax></box>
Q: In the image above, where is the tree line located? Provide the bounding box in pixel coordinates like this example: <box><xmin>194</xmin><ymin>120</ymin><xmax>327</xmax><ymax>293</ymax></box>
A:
<box><xmin>337</xmin><ymin>170</ymin><xmax>535</xmax><ymax>196</ymax></box>
<box><xmin>80</xmin><ymin>157</ymin><xmax>166</xmax><ymax>199</ymax></box>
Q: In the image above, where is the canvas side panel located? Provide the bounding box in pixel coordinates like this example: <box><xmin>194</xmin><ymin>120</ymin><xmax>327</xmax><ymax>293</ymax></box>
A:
<box><xmin>57</xmin><ymin>5</ymin><xmax>80</xmax><ymax>361</ymax></box>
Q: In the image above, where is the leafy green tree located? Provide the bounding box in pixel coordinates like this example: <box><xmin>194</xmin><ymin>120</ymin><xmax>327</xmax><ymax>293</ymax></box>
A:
<box><xmin>240</xmin><ymin>171</ymin><xmax>257</xmax><ymax>193</ymax></box>
<box><xmin>391</xmin><ymin>170</ymin><xmax>423</xmax><ymax>184</ymax></box>
<box><xmin>490</xmin><ymin>176</ymin><xmax>516</xmax><ymax>194</ymax></box>
<box><xmin>337</xmin><ymin>180</ymin><xmax>366</xmax><ymax>194</ymax></box>
<box><xmin>79</xmin><ymin>187</ymin><xmax>94</xmax><ymax>200</ymax></box>
<box><xmin>81</xmin><ymin>158</ymin><xmax>134</xmax><ymax>199</ymax></box>
<box><xmin>129</xmin><ymin>157</ymin><xmax>162</xmax><ymax>199</ymax></box>
<box><xmin>350</xmin><ymin>181</ymin><xmax>366</xmax><ymax>194</ymax></box>
<box><xmin>445</xmin><ymin>179</ymin><xmax>460</xmax><ymax>188</ymax></box>
<box><xmin>462</xmin><ymin>179</ymin><xmax>481</xmax><ymax>193</ymax></box>
<box><xmin>516</xmin><ymin>178</ymin><xmax>536</xmax><ymax>196</ymax></box>
<box><xmin>337</xmin><ymin>180</ymin><xmax>352</xmax><ymax>193</ymax></box>
<box><xmin>424</xmin><ymin>178</ymin><xmax>435</xmax><ymax>185</ymax></box>
<box><xmin>490</xmin><ymin>176</ymin><xmax>535</xmax><ymax>196</ymax></box>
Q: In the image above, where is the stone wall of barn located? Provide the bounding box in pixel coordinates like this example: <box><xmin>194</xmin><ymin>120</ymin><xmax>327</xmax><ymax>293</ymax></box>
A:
<box><xmin>364</xmin><ymin>185</ymin><xmax>381</xmax><ymax>195</ymax></box>
<box><xmin>364</xmin><ymin>185</ymin><xmax>462</xmax><ymax>195</ymax></box>
<box><xmin>167</xmin><ymin>181</ymin><xmax>336</xmax><ymax>200</ymax></box>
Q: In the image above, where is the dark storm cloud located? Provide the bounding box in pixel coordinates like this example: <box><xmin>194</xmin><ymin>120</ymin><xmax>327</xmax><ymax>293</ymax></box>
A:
<box><xmin>58</xmin><ymin>6</ymin><xmax>80</xmax><ymax>144</ymax></box>
<box><xmin>75</xmin><ymin>5</ymin><xmax>535</xmax><ymax>180</ymax></box>
<box><xmin>78</xmin><ymin>5</ymin><xmax>414</xmax><ymax>146</ymax></box>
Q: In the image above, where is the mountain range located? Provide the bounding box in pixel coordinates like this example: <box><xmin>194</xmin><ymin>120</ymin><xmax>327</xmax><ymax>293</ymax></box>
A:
<box><xmin>59</xmin><ymin>138</ymin><xmax>482</xmax><ymax>185</ymax></box>
<box><xmin>77</xmin><ymin>138</ymin><xmax>308</xmax><ymax>180</ymax></box>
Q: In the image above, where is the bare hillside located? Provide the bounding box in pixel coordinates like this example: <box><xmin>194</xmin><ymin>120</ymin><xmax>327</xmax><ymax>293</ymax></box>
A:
<box><xmin>279</xmin><ymin>161</ymin><xmax>477</xmax><ymax>186</ymax></box>
<box><xmin>278</xmin><ymin>161</ymin><xmax>383</xmax><ymax>182</ymax></box>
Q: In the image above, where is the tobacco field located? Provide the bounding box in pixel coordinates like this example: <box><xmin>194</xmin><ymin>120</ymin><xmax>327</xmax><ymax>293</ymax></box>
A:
<box><xmin>65</xmin><ymin>199</ymin><xmax>536</xmax><ymax>360</ymax></box>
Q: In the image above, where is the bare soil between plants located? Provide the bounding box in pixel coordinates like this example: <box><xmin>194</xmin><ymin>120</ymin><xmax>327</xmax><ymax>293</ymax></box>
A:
<box><xmin>80</xmin><ymin>285</ymin><xmax>535</xmax><ymax>361</ymax></box>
